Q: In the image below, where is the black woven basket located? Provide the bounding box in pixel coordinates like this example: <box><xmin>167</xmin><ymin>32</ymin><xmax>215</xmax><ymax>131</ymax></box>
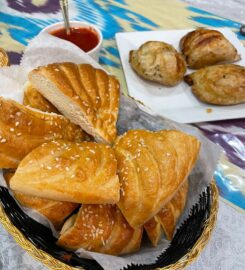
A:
<box><xmin>0</xmin><ymin>184</ymin><xmax>212</xmax><ymax>270</ymax></box>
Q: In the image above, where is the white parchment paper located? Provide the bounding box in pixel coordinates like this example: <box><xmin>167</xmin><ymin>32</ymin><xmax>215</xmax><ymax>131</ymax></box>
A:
<box><xmin>0</xmin><ymin>33</ymin><xmax>222</xmax><ymax>270</ymax></box>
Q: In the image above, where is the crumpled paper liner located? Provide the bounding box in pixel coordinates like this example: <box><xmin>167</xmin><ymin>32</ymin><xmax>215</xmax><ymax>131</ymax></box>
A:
<box><xmin>0</xmin><ymin>32</ymin><xmax>221</xmax><ymax>270</ymax></box>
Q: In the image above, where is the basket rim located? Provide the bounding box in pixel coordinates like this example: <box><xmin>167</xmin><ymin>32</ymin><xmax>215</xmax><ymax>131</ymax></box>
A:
<box><xmin>0</xmin><ymin>181</ymin><xmax>219</xmax><ymax>270</ymax></box>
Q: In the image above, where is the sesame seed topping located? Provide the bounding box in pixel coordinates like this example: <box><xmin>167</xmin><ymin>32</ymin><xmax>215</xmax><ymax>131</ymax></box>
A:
<box><xmin>16</xmin><ymin>112</ymin><xmax>21</xmax><ymax>116</ymax></box>
<box><xmin>10</xmin><ymin>128</ymin><xmax>14</xmax><ymax>132</ymax></box>
<box><xmin>65</xmin><ymin>167</ymin><xmax>69</xmax><ymax>171</ymax></box>
<box><xmin>27</xmin><ymin>121</ymin><xmax>32</xmax><ymax>126</ymax></box>
<box><xmin>15</xmin><ymin>121</ymin><xmax>19</xmax><ymax>127</ymax></box>
<box><xmin>85</xmin><ymin>157</ymin><xmax>90</xmax><ymax>161</ymax></box>
<box><xmin>47</xmin><ymin>166</ymin><xmax>52</xmax><ymax>170</ymax></box>
<box><xmin>1</xmin><ymin>138</ymin><xmax>6</xmax><ymax>143</ymax></box>
<box><xmin>89</xmin><ymin>150</ymin><xmax>95</xmax><ymax>154</ymax></box>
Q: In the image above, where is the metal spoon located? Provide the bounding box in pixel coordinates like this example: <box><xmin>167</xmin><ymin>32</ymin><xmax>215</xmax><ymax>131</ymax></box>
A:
<box><xmin>59</xmin><ymin>0</ymin><xmax>71</xmax><ymax>35</ymax></box>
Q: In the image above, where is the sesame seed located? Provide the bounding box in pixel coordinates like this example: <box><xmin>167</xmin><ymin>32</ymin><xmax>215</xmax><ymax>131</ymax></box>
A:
<box><xmin>89</xmin><ymin>150</ymin><xmax>95</xmax><ymax>154</ymax></box>
<box><xmin>27</xmin><ymin>121</ymin><xmax>32</xmax><ymax>126</ymax></box>
<box><xmin>1</xmin><ymin>138</ymin><xmax>6</xmax><ymax>143</ymax></box>
<box><xmin>47</xmin><ymin>166</ymin><xmax>52</xmax><ymax>170</ymax></box>
<box><xmin>16</xmin><ymin>112</ymin><xmax>21</xmax><ymax>116</ymax></box>
<box><xmin>71</xmin><ymin>174</ymin><xmax>75</xmax><ymax>178</ymax></box>
<box><xmin>144</xmin><ymin>168</ymin><xmax>149</xmax><ymax>172</ymax></box>
<box><xmin>85</xmin><ymin>157</ymin><xmax>90</xmax><ymax>161</ymax></box>
<box><xmin>16</xmin><ymin>132</ymin><xmax>22</xmax><ymax>136</ymax></box>
<box><xmin>15</xmin><ymin>121</ymin><xmax>19</xmax><ymax>127</ymax></box>
<box><xmin>65</xmin><ymin>167</ymin><xmax>69</xmax><ymax>171</ymax></box>
<box><xmin>54</xmin><ymin>68</ymin><xmax>59</xmax><ymax>71</ymax></box>
<box><xmin>10</xmin><ymin>128</ymin><xmax>14</xmax><ymax>132</ymax></box>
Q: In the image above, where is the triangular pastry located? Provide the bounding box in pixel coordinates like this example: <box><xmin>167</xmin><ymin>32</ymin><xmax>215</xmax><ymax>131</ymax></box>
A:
<box><xmin>28</xmin><ymin>63</ymin><xmax>120</xmax><ymax>144</ymax></box>
<box><xmin>114</xmin><ymin>130</ymin><xmax>200</xmax><ymax>228</ymax></box>
<box><xmin>10</xmin><ymin>140</ymin><xmax>120</xmax><ymax>204</ymax></box>
<box><xmin>3</xmin><ymin>171</ymin><xmax>79</xmax><ymax>230</ymax></box>
<box><xmin>0</xmin><ymin>97</ymin><xmax>85</xmax><ymax>168</ymax></box>
<box><xmin>57</xmin><ymin>204</ymin><xmax>143</xmax><ymax>255</ymax></box>
<box><xmin>180</xmin><ymin>28</ymin><xmax>240</xmax><ymax>69</ymax></box>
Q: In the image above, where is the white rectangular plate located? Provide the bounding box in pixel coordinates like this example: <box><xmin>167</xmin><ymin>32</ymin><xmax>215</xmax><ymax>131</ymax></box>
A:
<box><xmin>116</xmin><ymin>28</ymin><xmax>245</xmax><ymax>123</ymax></box>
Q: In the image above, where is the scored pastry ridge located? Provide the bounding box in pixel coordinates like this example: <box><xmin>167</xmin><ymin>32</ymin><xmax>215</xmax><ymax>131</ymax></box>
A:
<box><xmin>0</xmin><ymin>97</ymin><xmax>85</xmax><ymax>168</ymax></box>
<box><xmin>10</xmin><ymin>140</ymin><xmax>120</xmax><ymax>204</ymax></box>
<box><xmin>57</xmin><ymin>204</ymin><xmax>143</xmax><ymax>255</ymax></box>
<box><xmin>114</xmin><ymin>129</ymin><xmax>200</xmax><ymax>229</ymax></box>
<box><xmin>28</xmin><ymin>63</ymin><xmax>120</xmax><ymax>144</ymax></box>
<box><xmin>180</xmin><ymin>28</ymin><xmax>240</xmax><ymax>69</ymax></box>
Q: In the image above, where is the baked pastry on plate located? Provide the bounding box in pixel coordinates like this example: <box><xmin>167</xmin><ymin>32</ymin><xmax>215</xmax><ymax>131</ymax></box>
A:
<box><xmin>185</xmin><ymin>64</ymin><xmax>245</xmax><ymax>105</ymax></box>
<box><xmin>29</xmin><ymin>63</ymin><xmax>120</xmax><ymax>144</ymax></box>
<box><xmin>57</xmin><ymin>204</ymin><xmax>143</xmax><ymax>255</ymax></box>
<box><xmin>23</xmin><ymin>81</ymin><xmax>60</xmax><ymax>114</ymax></box>
<box><xmin>3</xmin><ymin>171</ymin><xmax>79</xmax><ymax>230</ymax></box>
<box><xmin>10</xmin><ymin>140</ymin><xmax>120</xmax><ymax>204</ymax></box>
<box><xmin>180</xmin><ymin>28</ymin><xmax>240</xmax><ymax>69</ymax></box>
<box><xmin>0</xmin><ymin>97</ymin><xmax>85</xmax><ymax>168</ymax></box>
<box><xmin>114</xmin><ymin>129</ymin><xmax>200</xmax><ymax>228</ymax></box>
<box><xmin>129</xmin><ymin>41</ymin><xmax>186</xmax><ymax>86</ymax></box>
<box><xmin>145</xmin><ymin>180</ymin><xmax>188</xmax><ymax>245</ymax></box>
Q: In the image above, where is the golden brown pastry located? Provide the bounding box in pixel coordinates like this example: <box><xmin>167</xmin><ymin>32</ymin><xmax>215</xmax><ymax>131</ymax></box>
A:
<box><xmin>156</xmin><ymin>180</ymin><xmax>189</xmax><ymax>240</ymax></box>
<box><xmin>184</xmin><ymin>64</ymin><xmax>245</xmax><ymax>105</ymax></box>
<box><xmin>10</xmin><ymin>140</ymin><xmax>120</xmax><ymax>204</ymax></box>
<box><xmin>145</xmin><ymin>180</ymin><xmax>188</xmax><ymax>245</ymax></box>
<box><xmin>28</xmin><ymin>63</ymin><xmax>120</xmax><ymax>144</ymax></box>
<box><xmin>57</xmin><ymin>204</ymin><xmax>143</xmax><ymax>255</ymax></box>
<box><xmin>3</xmin><ymin>171</ymin><xmax>79</xmax><ymax>230</ymax></box>
<box><xmin>23</xmin><ymin>81</ymin><xmax>60</xmax><ymax>114</ymax></box>
<box><xmin>129</xmin><ymin>41</ymin><xmax>186</xmax><ymax>86</ymax></box>
<box><xmin>180</xmin><ymin>28</ymin><xmax>240</xmax><ymax>69</ymax></box>
<box><xmin>0</xmin><ymin>97</ymin><xmax>85</xmax><ymax>168</ymax></box>
<box><xmin>114</xmin><ymin>130</ymin><xmax>200</xmax><ymax>228</ymax></box>
<box><xmin>144</xmin><ymin>216</ymin><xmax>163</xmax><ymax>247</ymax></box>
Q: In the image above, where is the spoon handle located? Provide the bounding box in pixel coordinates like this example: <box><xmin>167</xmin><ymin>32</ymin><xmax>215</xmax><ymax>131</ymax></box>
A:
<box><xmin>60</xmin><ymin>0</ymin><xmax>71</xmax><ymax>35</ymax></box>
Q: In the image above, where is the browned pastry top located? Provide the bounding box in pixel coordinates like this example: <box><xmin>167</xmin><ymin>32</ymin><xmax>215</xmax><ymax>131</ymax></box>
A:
<box><xmin>10</xmin><ymin>140</ymin><xmax>120</xmax><ymax>204</ymax></box>
<box><xmin>57</xmin><ymin>204</ymin><xmax>143</xmax><ymax>255</ymax></box>
<box><xmin>184</xmin><ymin>64</ymin><xmax>245</xmax><ymax>105</ymax></box>
<box><xmin>0</xmin><ymin>97</ymin><xmax>85</xmax><ymax>168</ymax></box>
<box><xmin>129</xmin><ymin>41</ymin><xmax>186</xmax><ymax>86</ymax></box>
<box><xmin>29</xmin><ymin>63</ymin><xmax>120</xmax><ymax>144</ymax></box>
<box><xmin>114</xmin><ymin>129</ymin><xmax>200</xmax><ymax>228</ymax></box>
<box><xmin>180</xmin><ymin>28</ymin><xmax>240</xmax><ymax>69</ymax></box>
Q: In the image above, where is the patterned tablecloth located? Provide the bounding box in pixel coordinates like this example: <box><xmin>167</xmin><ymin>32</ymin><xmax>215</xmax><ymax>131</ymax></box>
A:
<box><xmin>0</xmin><ymin>1</ymin><xmax>244</xmax><ymax>269</ymax></box>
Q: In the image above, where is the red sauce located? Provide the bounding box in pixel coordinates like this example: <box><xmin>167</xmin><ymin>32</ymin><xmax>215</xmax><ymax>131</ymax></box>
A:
<box><xmin>50</xmin><ymin>27</ymin><xmax>99</xmax><ymax>52</ymax></box>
